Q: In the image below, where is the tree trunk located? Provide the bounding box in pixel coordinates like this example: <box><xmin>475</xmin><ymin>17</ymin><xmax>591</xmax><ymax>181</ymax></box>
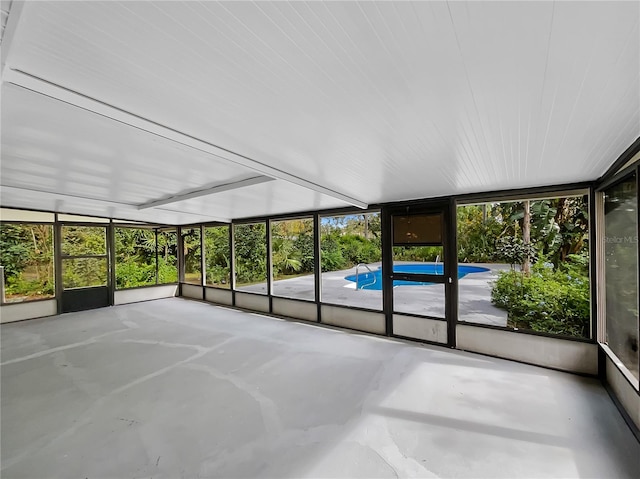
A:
<box><xmin>523</xmin><ymin>200</ymin><xmax>531</xmax><ymax>275</ymax></box>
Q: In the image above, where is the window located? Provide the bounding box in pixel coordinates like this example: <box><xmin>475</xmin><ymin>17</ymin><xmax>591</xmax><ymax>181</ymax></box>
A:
<box><xmin>157</xmin><ymin>229</ymin><xmax>178</xmax><ymax>284</ymax></box>
<box><xmin>182</xmin><ymin>227</ymin><xmax>202</xmax><ymax>285</ymax></box>
<box><xmin>61</xmin><ymin>225</ymin><xmax>108</xmax><ymax>290</ymax></box>
<box><xmin>271</xmin><ymin>218</ymin><xmax>315</xmax><ymax>300</ymax></box>
<box><xmin>456</xmin><ymin>195</ymin><xmax>591</xmax><ymax>338</ymax></box>
<box><xmin>0</xmin><ymin>223</ymin><xmax>55</xmax><ymax>302</ymax></box>
<box><xmin>234</xmin><ymin>223</ymin><xmax>267</xmax><ymax>293</ymax></box>
<box><xmin>204</xmin><ymin>226</ymin><xmax>231</xmax><ymax>288</ymax></box>
<box><xmin>320</xmin><ymin>212</ymin><xmax>382</xmax><ymax>309</ymax></box>
<box><xmin>115</xmin><ymin>228</ymin><xmax>157</xmax><ymax>289</ymax></box>
<box><xmin>604</xmin><ymin>176</ymin><xmax>639</xmax><ymax>380</ymax></box>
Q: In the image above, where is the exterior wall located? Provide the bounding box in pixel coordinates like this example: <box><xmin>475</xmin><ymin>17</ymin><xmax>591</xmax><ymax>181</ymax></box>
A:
<box><xmin>393</xmin><ymin>314</ymin><xmax>447</xmax><ymax>344</ymax></box>
<box><xmin>605</xmin><ymin>355</ymin><xmax>640</xmax><ymax>430</ymax></box>
<box><xmin>114</xmin><ymin>285</ymin><xmax>177</xmax><ymax>305</ymax></box>
<box><xmin>272</xmin><ymin>297</ymin><xmax>317</xmax><ymax>322</ymax></box>
<box><xmin>205</xmin><ymin>287</ymin><xmax>233</xmax><ymax>306</ymax></box>
<box><xmin>0</xmin><ymin>299</ymin><xmax>57</xmax><ymax>323</ymax></box>
<box><xmin>320</xmin><ymin>305</ymin><xmax>385</xmax><ymax>335</ymax></box>
<box><xmin>181</xmin><ymin>283</ymin><xmax>204</xmax><ymax>300</ymax></box>
<box><xmin>456</xmin><ymin>324</ymin><xmax>598</xmax><ymax>375</ymax></box>
<box><xmin>234</xmin><ymin>291</ymin><xmax>269</xmax><ymax>313</ymax></box>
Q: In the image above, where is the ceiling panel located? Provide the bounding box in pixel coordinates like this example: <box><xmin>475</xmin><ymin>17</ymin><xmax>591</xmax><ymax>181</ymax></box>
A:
<box><xmin>0</xmin><ymin>83</ymin><xmax>347</xmax><ymax>223</ymax></box>
<box><xmin>1</xmin><ymin>1</ymin><xmax>638</xmax><ymax>221</ymax></box>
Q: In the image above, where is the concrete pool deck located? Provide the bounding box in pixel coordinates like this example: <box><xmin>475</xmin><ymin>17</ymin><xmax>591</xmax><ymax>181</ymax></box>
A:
<box><xmin>239</xmin><ymin>263</ymin><xmax>510</xmax><ymax>327</ymax></box>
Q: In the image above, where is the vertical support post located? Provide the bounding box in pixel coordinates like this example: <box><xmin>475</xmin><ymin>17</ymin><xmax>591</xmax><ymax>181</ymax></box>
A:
<box><xmin>314</xmin><ymin>213</ymin><xmax>322</xmax><ymax>322</ymax></box>
<box><xmin>447</xmin><ymin>199</ymin><xmax>458</xmax><ymax>349</ymax></box>
<box><xmin>177</xmin><ymin>226</ymin><xmax>185</xmax><ymax>297</ymax></box>
<box><xmin>230</xmin><ymin>223</ymin><xmax>236</xmax><ymax>306</ymax></box>
<box><xmin>589</xmin><ymin>187</ymin><xmax>599</xmax><ymax>344</ymax></box>
<box><xmin>54</xmin><ymin>214</ymin><xmax>63</xmax><ymax>314</ymax></box>
<box><xmin>0</xmin><ymin>266</ymin><xmax>5</xmax><ymax>305</ymax></box>
<box><xmin>381</xmin><ymin>207</ymin><xmax>393</xmax><ymax>336</ymax></box>
<box><xmin>636</xmin><ymin>166</ymin><xmax>640</xmax><ymax>380</ymax></box>
<box><xmin>108</xmin><ymin>220</ymin><xmax>116</xmax><ymax>306</ymax></box>
<box><xmin>266</xmin><ymin>220</ymin><xmax>273</xmax><ymax>312</ymax></box>
<box><xmin>155</xmin><ymin>229</ymin><xmax>159</xmax><ymax>285</ymax></box>
<box><xmin>200</xmin><ymin>224</ymin><xmax>206</xmax><ymax>289</ymax></box>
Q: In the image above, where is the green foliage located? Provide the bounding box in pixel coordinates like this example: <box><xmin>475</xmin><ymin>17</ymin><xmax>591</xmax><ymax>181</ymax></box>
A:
<box><xmin>234</xmin><ymin>223</ymin><xmax>267</xmax><ymax>284</ymax></box>
<box><xmin>204</xmin><ymin>226</ymin><xmax>230</xmax><ymax>286</ymax></box>
<box><xmin>392</xmin><ymin>245</ymin><xmax>441</xmax><ymax>262</ymax></box>
<box><xmin>182</xmin><ymin>228</ymin><xmax>202</xmax><ymax>282</ymax></box>
<box><xmin>0</xmin><ymin>224</ymin><xmax>31</xmax><ymax>278</ymax></box>
<box><xmin>115</xmin><ymin>228</ymin><xmax>157</xmax><ymax>288</ymax></box>
<box><xmin>495</xmin><ymin>236</ymin><xmax>538</xmax><ymax>268</ymax></box>
<box><xmin>338</xmin><ymin>234</ymin><xmax>381</xmax><ymax>265</ymax></box>
<box><xmin>320</xmin><ymin>232</ymin><xmax>347</xmax><ymax>271</ymax></box>
<box><xmin>319</xmin><ymin>213</ymin><xmax>381</xmax><ymax>272</ymax></box>
<box><xmin>491</xmin><ymin>255</ymin><xmax>590</xmax><ymax>337</ymax></box>
<box><xmin>1</xmin><ymin>224</ymin><xmax>54</xmax><ymax>300</ymax></box>
<box><xmin>456</xmin><ymin>205</ymin><xmax>503</xmax><ymax>262</ymax></box>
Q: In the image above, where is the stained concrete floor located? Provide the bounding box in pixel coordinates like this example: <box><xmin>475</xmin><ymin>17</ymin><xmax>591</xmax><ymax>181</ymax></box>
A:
<box><xmin>1</xmin><ymin>298</ymin><xmax>638</xmax><ymax>479</ymax></box>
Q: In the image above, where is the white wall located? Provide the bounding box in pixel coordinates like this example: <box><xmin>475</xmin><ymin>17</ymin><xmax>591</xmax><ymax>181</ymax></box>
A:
<box><xmin>205</xmin><ymin>287</ymin><xmax>233</xmax><ymax>306</ymax></box>
<box><xmin>457</xmin><ymin>324</ymin><xmax>598</xmax><ymax>375</ymax></box>
<box><xmin>393</xmin><ymin>314</ymin><xmax>447</xmax><ymax>344</ymax></box>
<box><xmin>321</xmin><ymin>305</ymin><xmax>385</xmax><ymax>335</ymax></box>
<box><xmin>114</xmin><ymin>285</ymin><xmax>177</xmax><ymax>305</ymax></box>
<box><xmin>181</xmin><ymin>284</ymin><xmax>204</xmax><ymax>300</ymax></box>
<box><xmin>605</xmin><ymin>355</ymin><xmax>640</xmax><ymax>430</ymax></box>
<box><xmin>0</xmin><ymin>299</ymin><xmax>57</xmax><ymax>323</ymax></box>
<box><xmin>272</xmin><ymin>297</ymin><xmax>317</xmax><ymax>322</ymax></box>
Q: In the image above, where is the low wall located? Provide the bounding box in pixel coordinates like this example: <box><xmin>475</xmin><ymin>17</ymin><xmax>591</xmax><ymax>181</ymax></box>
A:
<box><xmin>0</xmin><ymin>299</ymin><xmax>57</xmax><ymax>323</ymax></box>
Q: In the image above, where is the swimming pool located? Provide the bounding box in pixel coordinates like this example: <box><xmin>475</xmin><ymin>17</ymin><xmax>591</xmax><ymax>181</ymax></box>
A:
<box><xmin>344</xmin><ymin>263</ymin><xmax>489</xmax><ymax>290</ymax></box>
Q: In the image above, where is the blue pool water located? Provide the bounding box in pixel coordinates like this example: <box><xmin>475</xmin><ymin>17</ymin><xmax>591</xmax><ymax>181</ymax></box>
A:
<box><xmin>344</xmin><ymin>263</ymin><xmax>489</xmax><ymax>290</ymax></box>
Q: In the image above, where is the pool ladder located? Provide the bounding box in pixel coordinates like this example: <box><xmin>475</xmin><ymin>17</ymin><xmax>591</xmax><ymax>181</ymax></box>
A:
<box><xmin>355</xmin><ymin>263</ymin><xmax>377</xmax><ymax>290</ymax></box>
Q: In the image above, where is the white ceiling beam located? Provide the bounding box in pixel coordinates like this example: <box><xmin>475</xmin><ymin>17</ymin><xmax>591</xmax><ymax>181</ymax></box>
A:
<box><xmin>2</xmin><ymin>69</ymin><xmax>369</xmax><ymax>209</ymax></box>
<box><xmin>137</xmin><ymin>175</ymin><xmax>275</xmax><ymax>210</ymax></box>
<box><xmin>0</xmin><ymin>0</ymin><xmax>25</xmax><ymax>76</ymax></box>
<box><xmin>0</xmin><ymin>184</ymin><xmax>232</xmax><ymax>223</ymax></box>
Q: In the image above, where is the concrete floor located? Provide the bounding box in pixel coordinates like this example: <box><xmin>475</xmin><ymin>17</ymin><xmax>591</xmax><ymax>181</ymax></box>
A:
<box><xmin>1</xmin><ymin>298</ymin><xmax>638</xmax><ymax>479</ymax></box>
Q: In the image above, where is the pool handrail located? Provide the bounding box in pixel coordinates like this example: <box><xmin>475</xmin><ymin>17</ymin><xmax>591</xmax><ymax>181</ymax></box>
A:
<box><xmin>355</xmin><ymin>263</ymin><xmax>377</xmax><ymax>290</ymax></box>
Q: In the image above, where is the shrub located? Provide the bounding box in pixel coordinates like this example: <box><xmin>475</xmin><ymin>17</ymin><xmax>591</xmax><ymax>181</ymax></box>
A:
<box><xmin>491</xmin><ymin>255</ymin><xmax>590</xmax><ymax>337</ymax></box>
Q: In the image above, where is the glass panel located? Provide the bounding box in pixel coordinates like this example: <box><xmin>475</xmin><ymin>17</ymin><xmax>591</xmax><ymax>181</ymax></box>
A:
<box><xmin>394</xmin><ymin>283</ymin><xmax>445</xmax><ymax>318</ymax></box>
<box><xmin>604</xmin><ymin>176</ymin><xmax>639</xmax><ymax>380</ymax></box>
<box><xmin>62</xmin><ymin>226</ymin><xmax>106</xmax><ymax>256</ymax></box>
<box><xmin>158</xmin><ymin>230</ymin><xmax>178</xmax><ymax>284</ymax></box>
<box><xmin>0</xmin><ymin>224</ymin><xmax>55</xmax><ymax>302</ymax></box>
<box><xmin>393</xmin><ymin>213</ymin><xmax>442</xmax><ymax>245</ymax></box>
<box><xmin>456</xmin><ymin>197</ymin><xmax>591</xmax><ymax>336</ymax></box>
<box><xmin>320</xmin><ymin>212</ymin><xmax>382</xmax><ymax>309</ymax></box>
<box><xmin>392</xmin><ymin>245</ymin><xmax>444</xmax><ymax>317</ymax></box>
<box><xmin>234</xmin><ymin>223</ymin><xmax>267</xmax><ymax>293</ymax></box>
<box><xmin>204</xmin><ymin>226</ymin><xmax>231</xmax><ymax>288</ymax></box>
<box><xmin>272</xmin><ymin>218</ymin><xmax>315</xmax><ymax>301</ymax></box>
<box><xmin>115</xmin><ymin>228</ymin><xmax>156</xmax><ymax>289</ymax></box>
<box><xmin>62</xmin><ymin>257</ymin><xmax>107</xmax><ymax>289</ymax></box>
<box><xmin>182</xmin><ymin>227</ymin><xmax>202</xmax><ymax>285</ymax></box>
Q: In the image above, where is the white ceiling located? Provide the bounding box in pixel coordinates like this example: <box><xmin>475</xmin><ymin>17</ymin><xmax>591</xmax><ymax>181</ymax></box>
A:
<box><xmin>1</xmin><ymin>1</ymin><xmax>638</xmax><ymax>225</ymax></box>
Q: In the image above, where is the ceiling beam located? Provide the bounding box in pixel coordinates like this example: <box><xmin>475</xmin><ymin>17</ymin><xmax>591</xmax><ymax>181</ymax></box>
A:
<box><xmin>0</xmin><ymin>184</ymin><xmax>232</xmax><ymax>223</ymax></box>
<box><xmin>0</xmin><ymin>0</ymin><xmax>25</xmax><ymax>76</ymax></box>
<box><xmin>2</xmin><ymin>69</ymin><xmax>369</xmax><ymax>209</ymax></box>
<box><xmin>137</xmin><ymin>175</ymin><xmax>275</xmax><ymax>210</ymax></box>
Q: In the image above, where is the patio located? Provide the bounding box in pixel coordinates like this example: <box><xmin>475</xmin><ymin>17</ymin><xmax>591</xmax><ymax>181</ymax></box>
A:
<box><xmin>238</xmin><ymin>263</ymin><xmax>509</xmax><ymax>327</ymax></box>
